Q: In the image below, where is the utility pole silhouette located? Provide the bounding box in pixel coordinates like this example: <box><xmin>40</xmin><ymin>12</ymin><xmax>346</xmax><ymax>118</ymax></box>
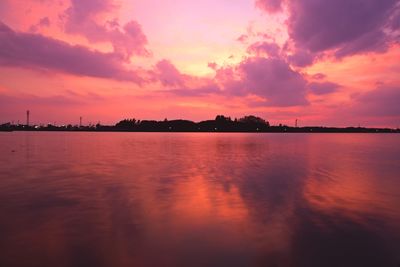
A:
<box><xmin>26</xmin><ymin>110</ymin><xmax>30</xmax><ymax>126</ymax></box>
<box><xmin>80</xmin><ymin>117</ymin><xmax>82</xmax><ymax>127</ymax></box>
<box><xmin>295</xmin><ymin>119</ymin><xmax>298</xmax><ymax>128</ymax></box>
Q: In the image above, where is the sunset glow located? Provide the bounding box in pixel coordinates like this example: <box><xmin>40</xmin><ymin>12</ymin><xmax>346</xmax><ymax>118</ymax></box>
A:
<box><xmin>1</xmin><ymin>0</ymin><xmax>399</xmax><ymax>127</ymax></box>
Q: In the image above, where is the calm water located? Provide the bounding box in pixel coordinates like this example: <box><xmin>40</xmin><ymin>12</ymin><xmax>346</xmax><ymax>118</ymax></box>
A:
<box><xmin>0</xmin><ymin>132</ymin><xmax>399</xmax><ymax>267</ymax></box>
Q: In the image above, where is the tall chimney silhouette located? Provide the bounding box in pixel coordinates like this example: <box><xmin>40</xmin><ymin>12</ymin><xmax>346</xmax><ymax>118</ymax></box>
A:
<box><xmin>26</xmin><ymin>110</ymin><xmax>30</xmax><ymax>126</ymax></box>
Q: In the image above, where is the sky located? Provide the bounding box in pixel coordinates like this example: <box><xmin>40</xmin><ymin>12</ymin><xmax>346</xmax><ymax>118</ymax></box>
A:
<box><xmin>0</xmin><ymin>0</ymin><xmax>399</xmax><ymax>127</ymax></box>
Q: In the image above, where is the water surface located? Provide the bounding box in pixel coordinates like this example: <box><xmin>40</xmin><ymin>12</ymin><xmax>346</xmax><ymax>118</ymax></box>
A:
<box><xmin>0</xmin><ymin>132</ymin><xmax>399</xmax><ymax>267</ymax></box>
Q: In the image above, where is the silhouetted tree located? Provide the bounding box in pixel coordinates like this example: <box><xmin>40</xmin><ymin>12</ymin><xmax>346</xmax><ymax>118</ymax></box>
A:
<box><xmin>215</xmin><ymin>115</ymin><xmax>232</xmax><ymax>122</ymax></box>
<box><xmin>115</xmin><ymin>119</ymin><xmax>137</xmax><ymax>128</ymax></box>
<box><xmin>239</xmin><ymin>115</ymin><xmax>269</xmax><ymax>126</ymax></box>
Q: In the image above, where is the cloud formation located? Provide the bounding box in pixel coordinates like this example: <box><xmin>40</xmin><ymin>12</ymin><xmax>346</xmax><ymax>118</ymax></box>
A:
<box><xmin>215</xmin><ymin>57</ymin><xmax>308</xmax><ymax>107</ymax></box>
<box><xmin>257</xmin><ymin>0</ymin><xmax>400</xmax><ymax>59</ymax></box>
<box><xmin>247</xmin><ymin>41</ymin><xmax>281</xmax><ymax>58</ymax></box>
<box><xmin>309</xmin><ymin>82</ymin><xmax>340</xmax><ymax>95</ymax></box>
<box><xmin>155</xmin><ymin>60</ymin><xmax>185</xmax><ymax>87</ymax></box>
<box><xmin>0</xmin><ymin>21</ymin><xmax>143</xmax><ymax>82</ymax></box>
<box><xmin>64</xmin><ymin>0</ymin><xmax>150</xmax><ymax>59</ymax></box>
<box><xmin>153</xmin><ymin>59</ymin><xmax>221</xmax><ymax>97</ymax></box>
<box><xmin>155</xmin><ymin>56</ymin><xmax>309</xmax><ymax>107</ymax></box>
<box><xmin>287</xmin><ymin>49</ymin><xmax>315</xmax><ymax>67</ymax></box>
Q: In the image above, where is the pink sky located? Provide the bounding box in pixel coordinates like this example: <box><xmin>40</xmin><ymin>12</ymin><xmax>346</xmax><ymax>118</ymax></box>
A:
<box><xmin>0</xmin><ymin>0</ymin><xmax>399</xmax><ymax>127</ymax></box>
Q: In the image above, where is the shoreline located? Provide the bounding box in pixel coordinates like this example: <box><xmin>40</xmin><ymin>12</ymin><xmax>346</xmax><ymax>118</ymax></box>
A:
<box><xmin>2</xmin><ymin>129</ymin><xmax>399</xmax><ymax>134</ymax></box>
<box><xmin>2</xmin><ymin>115</ymin><xmax>399</xmax><ymax>134</ymax></box>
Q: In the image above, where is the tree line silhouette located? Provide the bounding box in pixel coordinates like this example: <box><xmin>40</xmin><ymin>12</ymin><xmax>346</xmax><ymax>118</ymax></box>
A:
<box><xmin>1</xmin><ymin>115</ymin><xmax>399</xmax><ymax>133</ymax></box>
<box><xmin>115</xmin><ymin>115</ymin><xmax>271</xmax><ymax>132</ymax></box>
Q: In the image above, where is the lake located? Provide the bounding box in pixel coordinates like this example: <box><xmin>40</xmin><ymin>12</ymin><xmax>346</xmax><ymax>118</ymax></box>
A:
<box><xmin>0</xmin><ymin>132</ymin><xmax>399</xmax><ymax>267</ymax></box>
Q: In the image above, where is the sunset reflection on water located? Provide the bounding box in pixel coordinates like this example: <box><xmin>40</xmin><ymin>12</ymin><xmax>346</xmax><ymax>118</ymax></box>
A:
<box><xmin>0</xmin><ymin>132</ymin><xmax>399</xmax><ymax>267</ymax></box>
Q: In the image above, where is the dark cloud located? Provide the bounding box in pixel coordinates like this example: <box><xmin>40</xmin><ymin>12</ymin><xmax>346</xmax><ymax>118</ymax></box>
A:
<box><xmin>0</xmin><ymin>21</ymin><xmax>143</xmax><ymax>82</ymax></box>
<box><xmin>334</xmin><ymin>28</ymin><xmax>389</xmax><ymax>58</ymax></box>
<box><xmin>257</xmin><ymin>0</ymin><xmax>400</xmax><ymax>59</ymax></box>
<box><xmin>288</xmin><ymin>0</ymin><xmax>398</xmax><ymax>54</ymax></box>
<box><xmin>389</xmin><ymin>8</ymin><xmax>400</xmax><ymax>30</ymax></box>
<box><xmin>220</xmin><ymin>57</ymin><xmax>309</xmax><ymax>107</ymax></box>
<box><xmin>308</xmin><ymin>82</ymin><xmax>340</xmax><ymax>95</ymax></box>
<box><xmin>287</xmin><ymin>49</ymin><xmax>315</xmax><ymax>67</ymax></box>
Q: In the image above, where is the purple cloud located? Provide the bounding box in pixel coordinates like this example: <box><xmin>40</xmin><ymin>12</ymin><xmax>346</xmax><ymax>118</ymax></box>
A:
<box><xmin>288</xmin><ymin>0</ymin><xmax>398</xmax><ymax>54</ymax></box>
<box><xmin>239</xmin><ymin>57</ymin><xmax>308</xmax><ymax>106</ymax></box>
<box><xmin>155</xmin><ymin>60</ymin><xmax>185</xmax><ymax>87</ymax></box>
<box><xmin>154</xmin><ymin>56</ymin><xmax>308</xmax><ymax>106</ymax></box>
<box><xmin>0</xmin><ymin>21</ymin><xmax>143</xmax><ymax>82</ymax></box>
<box><xmin>64</xmin><ymin>0</ymin><xmax>150</xmax><ymax>59</ymax></box>
<box><xmin>334</xmin><ymin>29</ymin><xmax>389</xmax><ymax>58</ymax></box>
<box><xmin>220</xmin><ymin>57</ymin><xmax>309</xmax><ymax>107</ymax></box>
<box><xmin>65</xmin><ymin>0</ymin><xmax>113</xmax><ymax>23</ymax></box>
<box><xmin>390</xmin><ymin>8</ymin><xmax>400</xmax><ymax>30</ymax></box>
<box><xmin>257</xmin><ymin>0</ymin><xmax>400</xmax><ymax>59</ymax></box>
<box><xmin>287</xmin><ymin>49</ymin><xmax>315</xmax><ymax>67</ymax></box>
<box><xmin>309</xmin><ymin>82</ymin><xmax>340</xmax><ymax>95</ymax></box>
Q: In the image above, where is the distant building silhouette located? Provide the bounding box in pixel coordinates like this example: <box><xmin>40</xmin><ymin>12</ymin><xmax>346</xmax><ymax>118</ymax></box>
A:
<box><xmin>26</xmin><ymin>110</ymin><xmax>30</xmax><ymax>126</ymax></box>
